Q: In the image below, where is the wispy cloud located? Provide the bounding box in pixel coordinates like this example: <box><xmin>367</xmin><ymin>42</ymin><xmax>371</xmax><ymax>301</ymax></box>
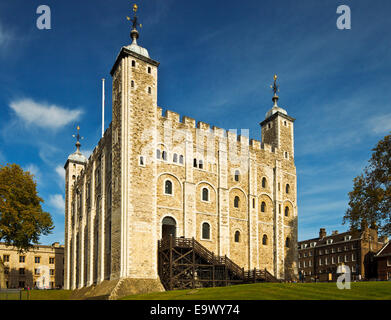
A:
<box><xmin>0</xmin><ymin>23</ymin><xmax>12</xmax><ymax>50</ymax></box>
<box><xmin>55</xmin><ymin>165</ymin><xmax>65</xmax><ymax>181</ymax></box>
<box><xmin>24</xmin><ymin>163</ymin><xmax>41</xmax><ymax>183</ymax></box>
<box><xmin>48</xmin><ymin>194</ymin><xmax>65</xmax><ymax>214</ymax></box>
<box><xmin>368</xmin><ymin>113</ymin><xmax>391</xmax><ymax>134</ymax></box>
<box><xmin>9</xmin><ymin>98</ymin><xmax>83</xmax><ymax>130</ymax></box>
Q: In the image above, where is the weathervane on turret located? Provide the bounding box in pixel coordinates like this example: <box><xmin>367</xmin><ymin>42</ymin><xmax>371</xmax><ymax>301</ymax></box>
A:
<box><xmin>127</xmin><ymin>3</ymin><xmax>142</xmax><ymax>44</ymax></box>
<box><xmin>270</xmin><ymin>74</ymin><xmax>280</xmax><ymax>107</ymax></box>
<box><xmin>72</xmin><ymin>125</ymin><xmax>84</xmax><ymax>154</ymax></box>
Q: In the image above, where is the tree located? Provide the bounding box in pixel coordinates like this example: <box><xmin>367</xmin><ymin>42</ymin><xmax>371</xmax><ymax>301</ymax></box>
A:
<box><xmin>343</xmin><ymin>133</ymin><xmax>391</xmax><ymax>236</ymax></box>
<box><xmin>0</xmin><ymin>164</ymin><xmax>54</xmax><ymax>251</ymax></box>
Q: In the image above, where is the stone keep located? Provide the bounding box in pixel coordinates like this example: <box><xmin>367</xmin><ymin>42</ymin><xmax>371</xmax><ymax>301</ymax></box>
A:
<box><xmin>64</xmin><ymin>31</ymin><xmax>298</xmax><ymax>291</ymax></box>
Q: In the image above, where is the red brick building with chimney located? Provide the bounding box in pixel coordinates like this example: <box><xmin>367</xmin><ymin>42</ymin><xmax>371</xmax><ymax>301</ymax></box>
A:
<box><xmin>298</xmin><ymin>226</ymin><xmax>387</xmax><ymax>282</ymax></box>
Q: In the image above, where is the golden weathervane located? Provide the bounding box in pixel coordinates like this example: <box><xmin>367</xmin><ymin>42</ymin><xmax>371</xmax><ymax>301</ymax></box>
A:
<box><xmin>127</xmin><ymin>4</ymin><xmax>142</xmax><ymax>29</ymax></box>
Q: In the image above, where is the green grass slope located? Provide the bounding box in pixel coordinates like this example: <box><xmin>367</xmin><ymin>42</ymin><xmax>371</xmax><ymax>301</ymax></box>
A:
<box><xmin>121</xmin><ymin>282</ymin><xmax>391</xmax><ymax>300</ymax></box>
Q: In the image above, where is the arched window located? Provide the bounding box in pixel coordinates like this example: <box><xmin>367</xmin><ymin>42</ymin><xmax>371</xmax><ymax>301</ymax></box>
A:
<box><xmin>286</xmin><ymin>237</ymin><xmax>290</xmax><ymax>248</ymax></box>
<box><xmin>234</xmin><ymin>170</ymin><xmax>240</xmax><ymax>182</ymax></box>
<box><xmin>261</xmin><ymin>201</ymin><xmax>266</xmax><ymax>213</ymax></box>
<box><xmin>131</xmin><ymin>80</ymin><xmax>134</xmax><ymax>88</ymax></box>
<box><xmin>148</xmin><ymin>66</ymin><xmax>151</xmax><ymax>74</ymax></box>
<box><xmin>162</xmin><ymin>151</ymin><xmax>167</xmax><ymax>161</ymax></box>
<box><xmin>202</xmin><ymin>188</ymin><xmax>209</xmax><ymax>201</ymax></box>
<box><xmin>131</xmin><ymin>60</ymin><xmax>136</xmax><ymax>67</ymax></box>
<box><xmin>202</xmin><ymin>222</ymin><xmax>210</xmax><ymax>240</ymax></box>
<box><xmin>148</xmin><ymin>87</ymin><xmax>152</xmax><ymax>94</ymax></box>
<box><xmin>234</xmin><ymin>231</ymin><xmax>240</xmax><ymax>243</ymax></box>
<box><xmin>164</xmin><ymin>180</ymin><xmax>172</xmax><ymax>195</ymax></box>
<box><xmin>262</xmin><ymin>234</ymin><xmax>268</xmax><ymax>245</ymax></box>
<box><xmin>262</xmin><ymin>177</ymin><xmax>267</xmax><ymax>188</ymax></box>
<box><xmin>173</xmin><ymin>153</ymin><xmax>178</xmax><ymax>163</ymax></box>
<box><xmin>285</xmin><ymin>206</ymin><xmax>289</xmax><ymax>217</ymax></box>
<box><xmin>286</xmin><ymin>184</ymin><xmax>290</xmax><ymax>194</ymax></box>
<box><xmin>234</xmin><ymin>196</ymin><xmax>240</xmax><ymax>208</ymax></box>
<box><xmin>179</xmin><ymin>155</ymin><xmax>184</xmax><ymax>164</ymax></box>
<box><xmin>193</xmin><ymin>159</ymin><xmax>197</xmax><ymax>168</ymax></box>
<box><xmin>156</xmin><ymin>149</ymin><xmax>161</xmax><ymax>159</ymax></box>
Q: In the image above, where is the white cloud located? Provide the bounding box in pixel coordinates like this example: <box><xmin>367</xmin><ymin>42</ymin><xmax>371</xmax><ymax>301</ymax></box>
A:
<box><xmin>48</xmin><ymin>194</ymin><xmax>65</xmax><ymax>214</ymax></box>
<box><xmin>24</xmin><ymin>163</ymin><xmax>41</xmax><ymax>182</ymax></box>
<box><xmin>9</xmin><ymin>98</ymin><xmax>83</xmax><ymax>130</ymax></box>
<box><xmin>368</xmin><ymin>113</ymin><xmax>391</xmax><ymax>134</ymax></box>
<box><xmin>55</xmin><ymin>165</ymin><xmax>65</xmax><ymax>181</ymax></box>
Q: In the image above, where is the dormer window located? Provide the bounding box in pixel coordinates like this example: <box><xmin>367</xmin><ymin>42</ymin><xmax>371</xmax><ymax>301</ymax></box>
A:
<box><xmin>327</xmin><ymin>239</ymin><xmax>333</xmax><ymax>245</ymax></box>
<box><xmin>344</xmin><ymin>235</ymin><xmax>352</xmax><ymax>241</ymax></box>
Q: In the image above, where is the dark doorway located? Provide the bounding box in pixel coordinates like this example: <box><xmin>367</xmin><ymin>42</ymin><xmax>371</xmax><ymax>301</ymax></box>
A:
<box><xmin>162</xmin><ymin>217</ymin><xmax>176</xmax><ymax>239</ymax></box>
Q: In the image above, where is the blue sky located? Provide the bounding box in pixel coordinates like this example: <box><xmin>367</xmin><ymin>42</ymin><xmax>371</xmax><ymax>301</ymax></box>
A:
<box><xmin>0</xmin><ymin>0</ymin><xmax>390</xmax><ymax>245</ymax></box>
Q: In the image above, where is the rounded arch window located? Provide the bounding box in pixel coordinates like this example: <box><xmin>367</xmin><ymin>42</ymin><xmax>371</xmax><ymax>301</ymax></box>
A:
<box><xmin>131</xmin><ymin>60</ymin><xmax>136</xmax><ymax>67</ymax></box>
<box><xmin>179</xmin><ymin>155</ymin><xmax>184</xmax><ymax>164</ymax></box>
<box><xmin>234</xmin><ymin>170</ymin><xmax>240</xmax><ymax>182</ymax></box>
<box><xmin>262</xmin><ymin>234</ymin><xmax>268</xmax><ymax>245</ymax></box>
<box><xmin>156</xmin><ymin>149</ymin><xmax>161</xmax><ymax>159</ymax></box>
<box><xmin>234</xmin><ymin>231</ymin><xmax>240</xmax><ymax>243</ymax></box>
<box><xmin>286</xmin><ymin>184</ymin><xmax>290</xmax><ymax>194</ymax></box>
<box><xmin>262</xmin><ymin>177</ymin><xmax>267</xmax><ymax>188</ymax></box>
<box><xmin>234</xmin><ymin>196</ymin><xmax>240</xmax><ymax>208</ymax></box>
<box><xmin>285</xmin><ymin>206</ymin><xmax>289</xmax><ymax>217</ymax></box>
<box><xmin>164</xmin><ymin>180</ymin><xmax>173</xmax><ymax>195</ymax></box>
<box><xmin>286</xmin><ymin>237</ymin><xmax>291</xmax><ymax>248</ymax></box>
<box><xmin>173</xmin><ymin>153</ymin><xmax>178</xmax><ymax>163</ymax></box>
<box><xmin>162</xmin><ymin>151</ymin><xmax>167</xmax><ymax>161</ymax></box>
<box><xmin>202</xmin><ymin>222</ymin><xmax>210</xmax><ymax>240</ymax></box>
<box><xmin>202</xmin><ymin>187</ymin><xmax>209</xmax><ymax>201</ymax></box>
<box><xmin>261</xmin><ymin>201</ymin><xmax>266</xmax><ymax>213</ymax></box>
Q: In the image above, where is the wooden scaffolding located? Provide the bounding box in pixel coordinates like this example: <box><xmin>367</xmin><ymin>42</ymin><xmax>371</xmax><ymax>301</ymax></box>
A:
<box><xmin>158</xmin><ymin>236</ymin><xmax>280</xmax><ymax>291</ymax></box>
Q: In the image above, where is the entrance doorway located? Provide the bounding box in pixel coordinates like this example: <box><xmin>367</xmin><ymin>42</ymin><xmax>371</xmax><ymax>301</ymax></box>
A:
<box><xmin>162</xmin><ymin>216</ymin><xmax>176</xmax><ymax>239</ymax></box>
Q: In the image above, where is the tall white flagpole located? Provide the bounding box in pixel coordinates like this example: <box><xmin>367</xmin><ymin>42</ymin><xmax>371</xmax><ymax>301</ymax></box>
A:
<box><xmin>102</xmin><ymin>78</ymin><xmax>105</xmax><ymax>138</ymax></box>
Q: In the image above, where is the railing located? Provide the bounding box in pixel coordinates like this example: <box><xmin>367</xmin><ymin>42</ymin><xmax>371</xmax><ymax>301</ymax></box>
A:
<box><xmin>0</xmin><ymin>289</ymin><xmax>30</xmax><ymax>300</ymax></box>
<box><xmin>159</xmin><ymin>236</ymin><xmax>280</xmax><ymax>286</ymax></box>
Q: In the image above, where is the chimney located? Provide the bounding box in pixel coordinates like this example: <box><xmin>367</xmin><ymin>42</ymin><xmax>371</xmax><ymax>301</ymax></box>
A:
<box><xmin>332</xmin><ymin>230</ymin><xmax>339</xmax><ymax>235</ymax></box>
<box><xmin>319</xmin><ymin>228</ymin><xmax>326</xmax><ymax>238</ymax></box>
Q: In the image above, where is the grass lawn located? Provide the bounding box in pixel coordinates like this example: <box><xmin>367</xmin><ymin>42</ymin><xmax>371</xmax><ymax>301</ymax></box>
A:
<box><xmin>121</xmin><ymin>281</ymin><xmax>391</xmax><ymax>300</ymax></box>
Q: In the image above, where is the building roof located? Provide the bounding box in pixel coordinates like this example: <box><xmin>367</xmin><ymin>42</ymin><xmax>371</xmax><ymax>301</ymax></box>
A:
<box><xmin>298</xmin><ymin>229</ymin><xmax>361</xmax><ymax>249</ymax></box>
<box><xmin>375</xmin><ymin>241</ymin><xmax>391</xmax><ymax>258</ymax></box>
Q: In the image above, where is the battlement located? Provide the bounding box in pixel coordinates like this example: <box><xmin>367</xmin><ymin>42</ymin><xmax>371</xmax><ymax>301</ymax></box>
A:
<box><xmin>155</xmin><ymin>107</ymin><xmax>281</xmax><ymax>157</ymax></box>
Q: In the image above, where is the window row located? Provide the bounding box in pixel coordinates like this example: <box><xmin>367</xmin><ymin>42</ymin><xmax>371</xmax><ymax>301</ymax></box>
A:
<box><xmin>131</xmin><ymin>60</ymin><xmax>152</xmax><ymax>74</ymax></box>
<box><xmin>13</xmin><ymin>256</ymin><xmax>55</xmax><ymax>264</ymax></box>
<box><xmin>156</xmin><ymin>149</ymin><xmax>184</xmax><ymax>165</ymax></box>
<box><xmin>318</xmin><ymin>254</ymin><xmax>357</xmax><ymax>266</ymax></box>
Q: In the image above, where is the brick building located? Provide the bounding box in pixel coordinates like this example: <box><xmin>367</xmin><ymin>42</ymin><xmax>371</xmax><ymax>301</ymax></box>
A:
<box><xmin>298</xmin><ymin>226</ymin><xmax>387</xmax><ymax>282</ymax></box>
<box><xmin>0</xmin><ymin>242</ymin><xmax>64</xmax><ymax>289</ymax></box>
<box><xmin>375</xmin><ymin>241</ymin><xmax>391</xmax><ymax>281</ymax></box>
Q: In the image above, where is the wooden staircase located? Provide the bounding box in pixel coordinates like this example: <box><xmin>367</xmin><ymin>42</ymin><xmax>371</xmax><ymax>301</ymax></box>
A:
<box><xmin>158</xmin><ymin>236</ymin><xmax>280</xmax><ymax>291</ymax></box>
